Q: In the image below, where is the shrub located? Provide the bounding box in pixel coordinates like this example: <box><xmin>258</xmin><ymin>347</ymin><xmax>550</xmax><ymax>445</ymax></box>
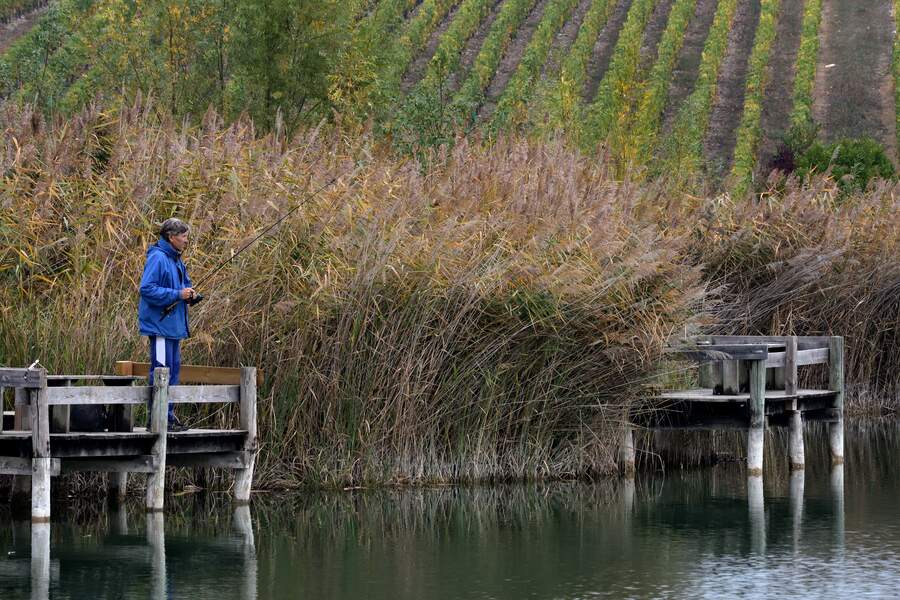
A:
<box><xmin>796</xmin><ymin>137</ymin><xmax>896</xmax><ymax>194</ymax></box>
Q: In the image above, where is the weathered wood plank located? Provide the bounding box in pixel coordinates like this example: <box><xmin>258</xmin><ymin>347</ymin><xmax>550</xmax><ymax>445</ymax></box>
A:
<box><xmin>167</xmin><ymin>451</ymin><xmax>250</xmax><ymax>469</ymax></box>
<box><xmin>698</xmin><ymin>335</ymin><xmax>831</xmax><ymax>350</ymax></box>
<box><xmin>146</xmin><ymin>369</ymin><xmax>169</xmax><ymax>512</ymax></box>
<box><xmin>0</xmin><ymin>367</ymin><xmax>47</xmax><ymax>388</ymax></box>
<box><xmin>720</xmin><ymin>360</ymin><xmax>742</xmax><ymax>395</ymax></box>
<box><xmin>46</xmin><ymin>386</ymin><xmax>150</xmax><ymax>406</ymax></box>
<box><xmin>117</xmin><ymin>361</ymin><xmax>263</xmax><ymax>385</ymax></box>
<box><xmin>747</xmin><ymin>360</ymin><xmax>766</xmax><ymax>477</ymax></box>
<box><xmin>0</xmin><ymin>456</ymin><xmax>59</xmax><ymax>476</ymax></box>
<box><xmin>672</xmin><ymin>344</ymin><xmax>770</xmax><ymax>361</ymax></box>
<box><xmin>658</xmin><ymin>388</ymin><xmax>836</xmax><ymax>402</ymax></box>
<box><xmin>763</xmin><ymin>347</ymin><xmax>829</xmax><ymax>368</ymax></box>
<box><xmin>169</xmin><ymin>385</ymin><xmax>239</xmax><ymax>404</ymax></box>
<box><xmin>61</xmin><ymin>455</ymin><xmax>158</xmax><ymax>474</ymax></box>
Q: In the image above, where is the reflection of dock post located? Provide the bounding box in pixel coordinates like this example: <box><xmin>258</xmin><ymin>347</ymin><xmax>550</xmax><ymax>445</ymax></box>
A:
<box><xmin>30</xmin><ymin>522</ymin><xmax>50</xmax><ymax>600</ymax></box>
<box><xmin>147</xmin><ymin>513</ymin><xmax>166</xmax><ymax>600</ymax></box>
<box><xmin>831</xmin><ymin>464</ymin><xmax>845</xmax><ymax>549</ymax></box>
<box><xmin>234</xmin><ymin>367</ymin><xmax>257</xmax><ymax>504</ymax></box>
<box><xmin>748</xmin><ymin>475</ymin><xmax>766</xmax><ymax>555</ymax></box>
<box><xmin>146</xmin><ymin>368</ymin><xmax>169</xmax><ymax>512</ymax></box>
<box><xmin>828</xmin><ymin>337</ymin><xmax>844</xmax><ymax>465</ymax></box>
<box><xmin>618</xmin><ymin>425</ymin><xmax>635</xmax><ymax>479</ymax></box>
<box><xmin>110</xmin><ymin>504</ymin><xmax>129</xmax><ymax>536</ymax></box>
<box><xmin>747</xmin><ymin>361</ymin><xmax>765</xmax><ymax>477</ymax></box>
<box><xmin>233</xmin><ymin>506</ymin><xmax>258</xmax><ymax>600</ymax></box>
<box><xmin>789</xmin><ymin>470</ymin><xmax>804</xmax><ymax>550</ymax></box>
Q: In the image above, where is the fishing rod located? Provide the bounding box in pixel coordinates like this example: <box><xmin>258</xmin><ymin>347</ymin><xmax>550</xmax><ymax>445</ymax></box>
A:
<box><xmin>162</xmin><ymin>170</ymin><xmax>353</xmax><ymax>317</ymax></box>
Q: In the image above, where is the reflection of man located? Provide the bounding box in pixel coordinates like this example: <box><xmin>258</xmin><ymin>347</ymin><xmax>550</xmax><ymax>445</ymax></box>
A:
<box><xmin>138</xmin><ymin>218</ymin><xmax>197</xmax><ymax>431</ymax></box>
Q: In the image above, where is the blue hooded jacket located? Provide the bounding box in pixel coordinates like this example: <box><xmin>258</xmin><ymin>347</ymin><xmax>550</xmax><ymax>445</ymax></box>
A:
<box><xmin>138</xmin><ymin>238</ymin><xmax>192</xmax><ymax>339</ymax></box>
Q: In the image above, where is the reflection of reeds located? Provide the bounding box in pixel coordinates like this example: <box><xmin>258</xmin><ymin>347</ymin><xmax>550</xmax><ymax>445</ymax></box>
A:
<box><xmin>0</xmin><ymin>101</ymin><xmax>896</xmax><ymax>490</ymax></box>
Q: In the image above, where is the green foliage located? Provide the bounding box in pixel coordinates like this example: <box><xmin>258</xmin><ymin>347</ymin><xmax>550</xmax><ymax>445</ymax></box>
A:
<box><xmin>452</xmin><ymin>0</ymin><xmax>535</xmax><ymax>123</ymax></box>
<box><xmin>488</xmin><ymin>0</ymin><xmax>579</xmax><ymax>132</ymax></box>
<box><xmin>627</xmin><ymin>0</ymin><xmax>696</xmax><ymax>159</ymax></box>
<box><xmin>730</xmin><ymin>0</ymin><xmax>781</xmax><ymax>195</ymax></box>
<box><xmin>539</xmin><ymin>0</ymin><xmax>614</xmax><ymax>134</ymax></box>
<box><xmin>796</xmin><ymin>137</ymin><xmax>896</xmax><ymax>195</ymax></box>
<box><xmin>790</xmin><ymin>0</ymin><xmax>821</xmax><ymax>125</ymax></box>
<box><xmin>579</xmin><ymin>0</ymin><xmax>655</xmax><ymax>150</ymax></box>
<box><xmin>658</xmin><ymin>0</ymin><xmax>737</xmax><ymax>177</ymax></box>
<box><xmin>0</xmin><ymin>0</ymin><xmax>45</xmax><ymax>22</ymax></box>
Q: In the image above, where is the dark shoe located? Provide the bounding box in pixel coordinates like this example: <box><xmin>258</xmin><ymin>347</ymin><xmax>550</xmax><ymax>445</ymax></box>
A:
<box><xmin>168</xmin><ymin>417</ymin><xmax>189</xmax><ymax>432</ymax></box>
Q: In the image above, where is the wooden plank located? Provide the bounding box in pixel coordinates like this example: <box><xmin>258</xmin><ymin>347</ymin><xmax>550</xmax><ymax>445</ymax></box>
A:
<box><xmin>167</xmin><ymin>451</ymin><xmax>250</xmax><ymax>469</ymax></box>
<box><xmin>700</xmin><ymin>335</ymin><xmax>831</xmax><ymax>350</ymax></box>
<box><xmin>234</xmin><ymin>367</ymin><xmax>257</xmax><ymax>504</ymax></box>
<box><xmin>0</xmin><ymin>456</ymin><xmax>60</xmax><ymax>476</ymax></box>
<box><xmin>673</xmin><ymin>344</ymin><xmax>770</xmax><ymax>362</ymax></box>
<box><xmin>45</xmin><ymin>386</ymin><xmax>150</xmax><ymax>406</ymax></box>
<box><xmin>720</xmin><ymin>360</ymin><xmax>741</xmax><ymax>395</ymax></box>
<box><xmin>118</xmin><ymin>361</ymin><xmax>264</xmax><ymax>385</ymax></box>
<box><xmin>0</xmin><ymin>367</ymin><xmax>47</xmax><ymax>388</ymax></box>
<box><xmin>146</xmin><ymin>368</ymin><xmax>169</xmax><ymax>512</ymax></box>
<box><xmin>168</xmin><ymin>385</ymin><xmax>239</xmax><ymax>404</ymax></box>
<box><xmin>763</xmin><ymin>347</ymin><xmax>829</xmax><ymax>368</ymax></box>
<box><xmin>658</xmin><ymin>388</ymin><xmax>836</xmax><ymax>402</ymax></box>
<box><xmin>61</xmin><ymin>455</ymin><xmax>158</xmax><ymax>474</ymax></box>
<box><xmin>747</xmin><ymin>360</ymin><xmax>766</xmax><ymax>477</ymax></box>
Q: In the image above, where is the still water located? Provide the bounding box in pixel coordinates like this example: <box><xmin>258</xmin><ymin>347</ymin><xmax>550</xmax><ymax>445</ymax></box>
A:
<box><xmin>1</xmin><ymin>422</ymin><xmax>898</xmax><ymax>599</ymax></box>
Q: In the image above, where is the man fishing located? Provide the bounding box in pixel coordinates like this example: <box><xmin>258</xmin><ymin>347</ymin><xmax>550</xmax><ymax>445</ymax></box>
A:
<box><xmin>138</xmin><ymin>217</ymin><xmax>198</xmax><ymax>432</ymax></box>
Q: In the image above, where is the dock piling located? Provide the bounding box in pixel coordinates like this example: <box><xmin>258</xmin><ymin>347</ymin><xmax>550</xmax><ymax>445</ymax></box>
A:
<box><xmin>828</xmin><ymin>337</ymin><xmax>844</xmax><ymax>465</ymax></box>
<box><xmin>234</xmin><ymin>367</ymin><xmax>257</xmax><ymax>504</ymax></box>
<box><xmin>30</xmin><ymin>372</ymin><xmax>51</xmax><ymax>523</ymax></box>
<box><xmin>747</xmin><ymin>360</ymin><xmax>766</xmax><ymax>477</ymax></box>
<box><xmin>618</xmin><ymin>425</ymin><xmax>635</xmax><ymax>478</ymax></box>
<box><xmin>146</xmin><ymin>368</ymin><xmax>169</xmax><ymax>512</ymax></box>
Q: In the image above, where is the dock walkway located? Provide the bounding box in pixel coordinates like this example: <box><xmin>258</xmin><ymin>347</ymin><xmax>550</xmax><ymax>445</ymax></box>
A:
<box><xmin>0</xmin><ymin>363</ymin><xmax>257</xmax><ymax>522</ymax></box>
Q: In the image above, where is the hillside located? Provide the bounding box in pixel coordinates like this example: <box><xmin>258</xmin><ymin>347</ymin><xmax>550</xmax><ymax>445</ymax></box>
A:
<box><xmin>0</xmin><ymin>0</ymin><xmax>897</xmax><ymax>189</ymax></box>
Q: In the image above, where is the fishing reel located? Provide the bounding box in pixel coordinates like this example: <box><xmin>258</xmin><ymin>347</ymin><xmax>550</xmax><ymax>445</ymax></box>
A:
<box><xmin>162</xmin><ymin>292</ymin><xmax>204</xmax><ymax>317</ymax></box>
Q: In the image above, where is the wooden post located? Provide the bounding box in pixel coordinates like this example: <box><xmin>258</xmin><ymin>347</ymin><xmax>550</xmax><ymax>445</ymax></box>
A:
<box><xmin>828</xmin><ymin>337</ymin><xmax>844</xmax><ymax>465</ymax></box>
<box><xmin>784</xmin><ymin>336</ymin><xmax>798</xmax><ymax>396</ymax></box>
<box><xmin>746</xmin><ymin>360</ymin><xmax>766</xmax><ymax>477</ymax></box>
<box><xmin>721</xmin><ymin>360</ymin><xmax>741</xmax><ymax>395</ymax></box>
<box><xmin>10</xmin><ymin>389</ymin><xmax>31</xmax><ymax>511</ymax></box>
<box><xmin>618</xmin><ymin>425</ymin><xmax>636</xmax><ymax>478</ymax></box>
<box><xmin>30</xmin><ymin>371</ymin><xmax>51</xmax><ymax>523</ymax></box>
<box><xmin>698</xmin><ymin>363</ymin><xmax>715</xmax><ymax>388</ymax></box>
<box><xmin>107</xmin><ymin>374</ymin><xmax>135</xmax><ymax>507</ymax></box>
<box><xmin>234</xmin><ymin>367</ymin><xmax>257</xmax><ymax>504</ymax></box>
<box><xmin>146</xmin><ymin>368</ymin><xmax>169</xmax><ymax>512</ymax></box>
<box><xmin>0</xmin><ymin>386</ymin><xmax>4</xmax><ymax>433</ymax></box>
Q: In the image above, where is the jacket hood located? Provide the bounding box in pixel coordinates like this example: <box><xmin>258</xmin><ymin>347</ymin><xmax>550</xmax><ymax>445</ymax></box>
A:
<box><xmin>148</xmin><ymin>237</ymin><xmax>180</xmax><ymax>259</ymax></box>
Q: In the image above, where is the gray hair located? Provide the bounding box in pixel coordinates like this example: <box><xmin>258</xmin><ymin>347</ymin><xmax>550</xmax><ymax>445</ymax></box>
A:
<box><xmin>159</xmin><ymin>217</ymin><xmax>189</xmax><ymax>241</ymax></box>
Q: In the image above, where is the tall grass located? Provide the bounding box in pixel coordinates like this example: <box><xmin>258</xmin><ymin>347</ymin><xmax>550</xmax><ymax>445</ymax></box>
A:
<box><xmin>0</xmin><ymin>101</ymin><xmax>703</xmax><ymax>487</ymax></box>
<box><xmin>0</xmin><ymin>102</ymin><xmax>896</xmax><ymax>490</ymax></box>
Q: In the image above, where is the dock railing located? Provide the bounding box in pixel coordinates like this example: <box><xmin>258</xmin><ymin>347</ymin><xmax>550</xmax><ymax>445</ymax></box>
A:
<box><xmin>0</xmin><ymin>363</ymin><xmax>258</xmax><ymax>522</ymax></box>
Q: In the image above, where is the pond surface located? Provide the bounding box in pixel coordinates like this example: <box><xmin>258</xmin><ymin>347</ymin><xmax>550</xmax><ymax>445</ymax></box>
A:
<box><xmin>1</xmin><ymin>422</ymin><xmax>898</xmax><ymax>599</ymax></box>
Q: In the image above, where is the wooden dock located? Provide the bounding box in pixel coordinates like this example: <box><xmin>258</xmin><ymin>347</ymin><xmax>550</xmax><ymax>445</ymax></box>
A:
<box><xmin>0</xmin><ymin>363</ymin><xmax>257</xmax><ymax>522</ymax></box>
<box><xmin>622</xmin><ymin>335</ymin><xmax>844</xmax><ymax>479</ymax></box>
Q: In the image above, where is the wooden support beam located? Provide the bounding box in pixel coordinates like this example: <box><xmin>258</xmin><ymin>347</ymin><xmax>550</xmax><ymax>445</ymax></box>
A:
<box><xmin>747</xmin><ymin>360</ymin><xmax>766</xmax><ymax>478</ymax></box>
<box><xmin>828</xmin><ymin>337</ymin><xmax>844</xmax><ymax>465</ymax></box>
<box><xmin>763</xmin><ymin>347</ymin><xmax>829</xmax><ymax>368</ymax></box>
<box><xmin>698</xmin><ymin>335</ymin><xmax>830</xmax><ymax>350</ymax></box>
<box><xmin>61</xmin><ymin>455</ymin><xmax>158</xmax><ymax>474</ymax></box>
<box><xmin>234</xmin><ymin>367</ymin><xmax>257</xmax><ymax>504</ymax></box>
<box><xmin>30</xmin><ymin>372</ymin><xmax>51</xmax><ymax>523</ymax></box>
<box><xmin>168</xmin><ymin>385</ymin><xmax>239</xmax><ymax>404</ymax></box>
<box><xmin>45</xmin><ymin>385</ymin><xmax>239</xmax><ymax>406</ymax></box>
<box><xmin>167</xmin><ymin>451</ymin><xmax>250</xmax><ymax>469</ymax></box>
<box><xmin>788</xmin><ymin>411</ymin><xmax>804</xmax><ymax>470</ymax></box>
<box><xmin>720</xmin><ymin>360</ymin><xmax>741</xmax><ymax>395</ymax></box>
<box><xmin>0</xmin><ymin>457</ymin><xmax>60</xmax><ymax>476</ymax></box>
<box><xmin>0</xmin><ymin>367</ymin><xmax>47</xmax><ymax>388</ymax></box>
<box><xmin>10</xmin><ymin>389</ymin><xmax>31</xmax><ymax>511</ymax></box>
<box><xmin>146</xmin><ymin>369</ymin><xmax>169</xmax><ymax>512</ymax></box>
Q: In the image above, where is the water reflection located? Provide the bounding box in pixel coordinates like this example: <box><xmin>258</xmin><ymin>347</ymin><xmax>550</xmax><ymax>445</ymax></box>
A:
<box><xmin>0</xmin><ymin>421</ymin><xmax>897</xmax><ymax>599</ymax></box>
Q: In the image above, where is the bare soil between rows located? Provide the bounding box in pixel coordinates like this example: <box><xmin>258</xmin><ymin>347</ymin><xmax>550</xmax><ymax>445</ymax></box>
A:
<box><xmin>0</xmin><ymin>4</ymin><xmax>49</xmax><ymax>55</ymax></box>
<box><xmin>478</xmin><ymin>0</ymin><xmax>551</xmax><ymax>121</ymax></box>
<box><xmin>703</xmin><ymin>0</ymin><xmax>760</xmax><ymax>179</ymax></box>
<box><xmin>583</xmin><ymin>0</ymin><xmax>633</xmax><ymax>102</ymax></box>
<box><xmin>813</xmin><ymin>0</ymin><xmax>897</xmax><ymax>159</ymax></box>
<box><xmin>541</xmin><ymin>0</ymin><xmax>594</xmax><ymax>79</ymax></box>
<box><xmin>401</xmin><ymin>3</ymin><xmax>462</xmax><ymax>93</ymax></box>
<box><xmin>756</xmin><ymin>0</ymin><xmax>804</xmax><ymax>176</ymax></box>
<box><xmin>445</xmin><ymin>0</ymin><xmax>506</xmax><ymax>96</ymax></box>
<box><xmin>638</xmin><ymin>0</ymin><xmax>675</xmax><ymax>72</ymax></box>
<box><xmin>660</xmin><ymin>0</ymin><xmax>719</xmax><ymax>132</ymax></box>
